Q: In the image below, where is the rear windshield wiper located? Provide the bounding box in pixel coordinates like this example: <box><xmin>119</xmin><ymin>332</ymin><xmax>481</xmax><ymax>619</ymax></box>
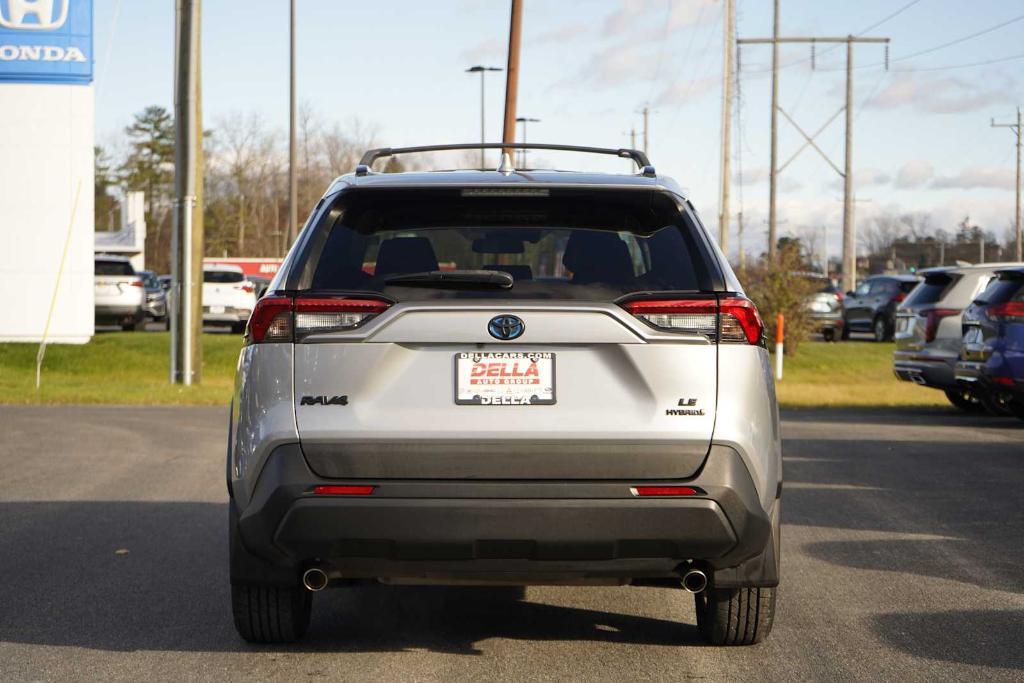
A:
<box><xmin>384</xmin><ymin>269</ymin><xmax>514</xmax><ymax>289</ymax></box>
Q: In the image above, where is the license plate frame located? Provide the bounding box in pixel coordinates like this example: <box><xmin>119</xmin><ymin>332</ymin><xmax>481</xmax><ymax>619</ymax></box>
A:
<box><xmin>209</xmin><ymin>305</ymin><xmax>226</xmax><ymax>314</ymax></box>
<box><xmin>454</xmin><ymin>352</ymin><xmax>556</xmax><ymax>406</ymax></box>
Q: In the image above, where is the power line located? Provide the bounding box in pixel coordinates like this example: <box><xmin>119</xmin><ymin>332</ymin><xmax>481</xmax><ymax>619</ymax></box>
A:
<box><xmin>645</xmin><ymin>0</ymin><xmax>675</xmax><ymax>105</ymax></box>
<box><xmin>892</xmin><ymin>51</ymin><xmax>1024</xmax><ymax>73</ymax></box>
<box><xmin>893</xmin><ymin>12</ymin><xmax>1024</xmax><ymax>62</ymax></box>
<box><xmin>818</xmin><ymin>12</ymin><xmax>1024</xmax><ymax>72</ymax></box>
<box><xmin>743</xmin><ymin>0</ymin><xmax>923</xmax><ymax>74</ymax></box>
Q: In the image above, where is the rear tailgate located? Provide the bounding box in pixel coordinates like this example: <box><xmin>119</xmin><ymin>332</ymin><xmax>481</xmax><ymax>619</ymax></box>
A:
<box><xmin>294</xmin><ymin>303</ymin><xmax>716</xmax><ymax>480</ymax></box>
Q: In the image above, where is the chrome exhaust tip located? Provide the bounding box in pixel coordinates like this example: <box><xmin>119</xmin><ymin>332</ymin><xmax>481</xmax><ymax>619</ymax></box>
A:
<box><xmin>682</xmin><ymin>569</ymin><xmax>708</xmax><ymax>593</ymax></box>
<box><xmin>302</xmin><ymin>567</ymin><xmax>329</xmax><ymax>592</ymax></box>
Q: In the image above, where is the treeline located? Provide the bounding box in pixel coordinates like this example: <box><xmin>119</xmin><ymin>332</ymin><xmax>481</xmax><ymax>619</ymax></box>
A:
<box><xmin>96</xmin><ymin>104</ymin><xmax>394</xmax><ymax>274</ymax></box>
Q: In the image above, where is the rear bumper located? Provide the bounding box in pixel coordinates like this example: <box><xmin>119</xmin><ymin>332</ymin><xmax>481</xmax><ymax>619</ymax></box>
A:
<box><xmin>893</xmin><ymin>351</ymin><xmax>955</xmax><ymax>389</ymax></box>
<box><xmin>231</xmin><ymin>443</ymin><xmax>779</xmax><ymax>589</ymax></box>
<box><xmin>809</xmin><ymin>311</ymin><xmax>843</xmax><ymax>332</ymax></box>
<box><xmin>95</xmin><ymin>304</ymin><xmax>144</xmax><ymax>322</ymax></box>
<box><xmin>203</xmin><ymin>306</ymin><xmax>251</xmax><ymax>324</ymax></box>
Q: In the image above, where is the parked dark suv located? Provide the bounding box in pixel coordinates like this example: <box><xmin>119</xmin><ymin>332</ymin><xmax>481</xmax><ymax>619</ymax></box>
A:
<box><xmin>955</xmin><ymin>267</ymin><xmax>1024</xmax><ymax>420</ymax></box>
<box><xmin>843</xmin><ymin>274</ymin><xmax>920</xmax><ymax>341</ymax></box>
<box><xmin>227</xmin><ymin>143</ymin><xmax>781</xmax><ymax>646</ymax></box>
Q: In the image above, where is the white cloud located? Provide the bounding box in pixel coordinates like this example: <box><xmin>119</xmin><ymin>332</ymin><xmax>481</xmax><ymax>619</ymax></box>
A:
<box><xmin>652</xmin><ymin>76</ymin><xmax>717</xmax><ymax>105</ymax></box>
<box><xmin>931</xmin><ymin>166</ymin><xmax>1015</xmax><ymax>190</ymax></box>
<box><xmin>735</xmin><ymin>166</ymin><xmax>803</xmax><ymax>192</ymax></box>
<box><xmin>459</xmin><ymin>38</ymin><xmax>504</xmax><ymax>64</ymax></box>
<box><xmin>603</xmin><ymin>0</ymin><xmax>718</xmax><ymax>37</ymax></box>
<box><xmin>532</xmin><ymin>23</ymin><xmax>586</xmax><ymax>44</ymax></box>
<box><xmin>556</xmin><ymin>42</ymin><xmax>653</xmax><ymax>88</ymax></box>
<box><xmin>869</xmin><ymin>73</ymin><xmax>1016</xmax><ymax>114</ymax></box>
<box><xmin>894</xmin><ymin>160</ymin><xmax>934</xmax><ymax>189</ymax></box>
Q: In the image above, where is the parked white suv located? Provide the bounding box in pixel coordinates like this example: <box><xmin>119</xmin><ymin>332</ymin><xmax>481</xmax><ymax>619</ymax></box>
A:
<box><xmin>94</xmin><ymin>255</ymin><xmax>146</xmax><ymax>331</ymax></box>
<box><xmin>203</xmin><ymin>264</ymin><xmax>257</xmax><ymax>334</ymax></box>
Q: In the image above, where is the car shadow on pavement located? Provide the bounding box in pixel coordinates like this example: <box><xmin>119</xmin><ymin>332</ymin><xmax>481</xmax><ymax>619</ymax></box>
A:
<box><xmin>0</xmin><ymin>501</ymin><xmax>699</xmax><ymax>654</ymax></box>
<box><xmin>781</xmin><ymin>431</ymin><xmax>1024</xmax><ymax>595</ymax></box>
<box><xmin>872</xmin><ymin>609</ymin><xmax>1024</xmax><ymax>671</ymax></box>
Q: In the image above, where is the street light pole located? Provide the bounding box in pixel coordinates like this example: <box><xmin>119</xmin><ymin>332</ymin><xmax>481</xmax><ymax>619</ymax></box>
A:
<box><xmin>287</xmin><ymin>0</ymin><xmax>297</xmax><ymax>248</ymax></box>
<box><xmin>466</xmin><ymin>66</ymin><xmax>502</xmax><ymax>169</ymax></box>
<box><xmin>516</xmin><ymin>116</ymin><xmax>540</xmax><ymax>167</ymax></box>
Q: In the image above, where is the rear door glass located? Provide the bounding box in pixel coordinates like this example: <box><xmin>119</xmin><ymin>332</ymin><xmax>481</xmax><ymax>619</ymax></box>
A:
<box><xmin>301</xmin><ymin>189</ymin><xmax>714</xmax><ymax>300</ymax></box>
<box><xmin>95</xmin><ymin>260</ymin><xmax>134</xmax><ymax>276</ymax></box>
<box><xmin>977</xmin><ymin>275</ymin><xmax>1024</xmax><ymax>304</ymax></box>
<box><xmin>903</xmin><ymin>273</ymin><xmax>957</xmax><ymax>306</ymax></box>
<box><xmin>204</xmin><ymin>271</ymin><xmax>245</xmax><ymax>283</ymax></box>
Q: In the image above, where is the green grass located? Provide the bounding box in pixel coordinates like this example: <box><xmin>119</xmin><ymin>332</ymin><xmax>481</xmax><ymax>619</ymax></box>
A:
<box><xmin>774</xmin><ymin>340</ymin><xmax>946</xmax><ymax>408</ymax></box>
<box><xmin>0</xmin><ymin>333</ymin><xmax>945</xmax><ymax>409</ymax></box>
<box><xmin>0</xmin><ymin>332</ymin><xmax>239</xmax><ymax>405</ymax></box>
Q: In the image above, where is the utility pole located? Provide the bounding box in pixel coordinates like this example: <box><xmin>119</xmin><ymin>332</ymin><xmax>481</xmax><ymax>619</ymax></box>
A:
<box><xmin>516</xmin><ymin>116</ymin><xmax>540</xmax><ymax>167</ymax></box>
<box><xmin>172</xmin><ymin>0</ymin><xmax>201</xmax><ymax>385</ymax></box>
<box><xmin>718</xmin><ymin>0</ymin><xmax>734</xmax><ymax>253</ymax></box>
<box><xmin>466</xmin><ymin>66</ymin><xmax>502</xmax><ymax>169</ymax></box>
<box><xmin>738</xmin><ymin>14</ymin><xmax>888</xmax><ymax>292</ymax></box>
<box><xmin>767</xmin><ymin>0</ymin><xmax>779</xmax><ymax>260</ymax></box>
<box><xmin>992</xmin><ymin>107</ymin><xmax>1022</xmax><ymax>261</ymax></box>
<box><xmin>287</xmin><ymin>0</ymin><xmax>297</xmax><ymax>247</ymax></box>
<box><xmin>501</xmin><ymin>0</ymin><xmax>523</xmax><ymax>159</ymax></box>
<box><xmin>642</xmin><ymin>105</ymin><xmax>650</xmax><ymax>155</ymax></box>
<box><xmin>737</xmin><ymin>210</ymin><xmax>746</xmax><ymax>273</ymax></box>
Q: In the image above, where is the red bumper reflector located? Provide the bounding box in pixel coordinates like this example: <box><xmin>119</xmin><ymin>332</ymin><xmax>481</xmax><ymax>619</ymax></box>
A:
<box><xmin>312</xmin><ymin>485</ymin><xmax>376</xmax><ymax>496</ymax></box>
<box><xmin>631</xmin><ymin>486</ymin><xmax>700</xmax><ymax>497</ymax></box>
<box><xmin>991</xmin><ymin>376</ymin><xmax>1015</xmax><ymax>386</ymax></box>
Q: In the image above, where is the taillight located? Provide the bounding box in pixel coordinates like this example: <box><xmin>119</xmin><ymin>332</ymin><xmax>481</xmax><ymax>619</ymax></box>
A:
<box><xmin>294</xmin><ymin>297</ymin><xmax>390</xmax><ymax>336</ymax></box>
<box><xmin>894</xmin><ymin>292</ymin><xmax>907</xmax><ymax>303</ymax></box>
<box><xmin>631</xmin><ymin>486</ymin><xmax>701</xmax><ymax>496</ymax></box>
<box><xmin>246</xmin><ymin>296</ymin><xmax>293</xmax><ymax>343</ymax></box>
<box><xmin>622</xmin><ymin>296</ymin><xmax>763</xmax><ymax>344</ymax></box>
<box><xmin>988</xmin><ymin>301</ymin><xmax>1024</xmax><ymax>323</ymax></box>
<box><xmin>312</xmin><ymin>485</ymin><xmax>375</xmax><ymax>496</ymax></box>
<box><xmin>924</xmin><ymin>308</ymin><xmax>960</xmax><ymax>343</ymax></box>
<box><xmin>245</xmin><ymin>295</ymin><xmax>391</xmax><ymax>344</ymax></box>
<box><xmin>130</xmin><ymin>279</ymin><xmax>143</xmax><ymax>287</ymax></box>
<box><xmin>240</xmin><ymin>283</ymin><xmax>255</xmax><ymax>293</ymax></box>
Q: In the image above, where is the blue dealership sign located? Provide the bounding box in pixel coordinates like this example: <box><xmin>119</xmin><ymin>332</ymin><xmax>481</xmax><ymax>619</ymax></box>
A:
<box><xmin>0</xmin><ymin>0</ymin><xmax>93</xmax><ymax>85</ymax></box>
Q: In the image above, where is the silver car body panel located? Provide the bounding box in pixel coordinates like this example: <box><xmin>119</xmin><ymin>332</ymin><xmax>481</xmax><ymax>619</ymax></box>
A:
<box><xmin>229</xmin><ymin>170</ymin><xmax>782</xmax><ymax>557</ymax></box>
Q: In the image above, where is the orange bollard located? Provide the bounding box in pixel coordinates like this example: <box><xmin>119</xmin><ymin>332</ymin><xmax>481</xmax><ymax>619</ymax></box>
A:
<box><xmin>775</xmin><ymin>313</ymin><xmax>784</xmax><ymax>380</ymax></box>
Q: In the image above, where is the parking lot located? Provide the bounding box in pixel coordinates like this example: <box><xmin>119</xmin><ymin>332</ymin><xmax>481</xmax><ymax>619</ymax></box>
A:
<box><xmin>0</xmin><ymin>405</ymin><xmax>1020</xmax><ymax>681</ymax></box>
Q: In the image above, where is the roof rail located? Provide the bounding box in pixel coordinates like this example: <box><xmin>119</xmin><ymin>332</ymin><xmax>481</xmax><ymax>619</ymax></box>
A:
<box><xmin>358</xmin><ymin>143</ymin><xmax>652</xmax><ymax>171</ymax></box>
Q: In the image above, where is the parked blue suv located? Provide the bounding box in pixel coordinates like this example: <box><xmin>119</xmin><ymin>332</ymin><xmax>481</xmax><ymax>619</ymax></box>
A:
<box><xmin>955</xmin><ymin>267</ymin><xmax>1024</xmax><ymax>421</ymax></box>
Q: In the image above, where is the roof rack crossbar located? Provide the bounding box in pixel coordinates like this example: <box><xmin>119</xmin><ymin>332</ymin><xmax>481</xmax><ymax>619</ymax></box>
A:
<box><xmin>358</xmin><ymin>143</ymin><xmax>651</xmax><ymax>170</ymax></box>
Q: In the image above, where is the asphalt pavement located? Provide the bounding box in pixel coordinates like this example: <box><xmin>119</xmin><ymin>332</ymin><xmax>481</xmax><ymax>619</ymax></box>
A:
<box><xmin>0</xmin><ymin>405</ymin><xmax>1021</xmax><ymax>681</ymax></box>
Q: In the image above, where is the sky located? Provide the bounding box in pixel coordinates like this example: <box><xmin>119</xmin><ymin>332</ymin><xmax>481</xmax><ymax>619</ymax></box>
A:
<box><xmin>92</xmin><ymin>0</ymin><xmax>1024</xmax><ymax>262</ymax></box>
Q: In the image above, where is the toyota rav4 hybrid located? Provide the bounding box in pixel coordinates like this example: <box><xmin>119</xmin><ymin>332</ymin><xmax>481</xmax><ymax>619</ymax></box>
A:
<box><xmin>227</xmin><ymin>144</ymin><xmax>782</xmax><ymax>646</ymax></box>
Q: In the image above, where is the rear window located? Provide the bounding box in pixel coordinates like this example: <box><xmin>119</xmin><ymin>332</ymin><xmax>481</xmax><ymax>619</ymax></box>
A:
<box><xmin>95</xmin><ymin>260</ymin><xmax>134</xmax><ymax>276</ymax></box>
<box><xmin>300</xmin><ymin>189</ymin><xmax>714</xmax><ymax>300</ymax></box>
<box><xmin>204</xmin><ymin>270</ymin><xmax>245</xmax><ymax>283</ymax></box>
<box><xmin>902</xmin><ymin>273</ymin><xmax>958</xmax><ymax>307</ymax></box>
<box><xmin>976</xmin><ymin>273</ymin><xmax>1024</xmax><ymax>305</ymax></box>
<box><xmin>899</xmin><ymin>280</ymin><xmax>919</xmax><ymax>294</ymax></box>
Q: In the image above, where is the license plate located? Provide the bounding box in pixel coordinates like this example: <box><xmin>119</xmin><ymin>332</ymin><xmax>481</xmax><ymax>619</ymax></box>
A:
<box><xmin>455</xmin><ymin>352</ymin><xmax>555</xmax><ymax>405</ymax></box>
<box><xmin>810</xmin><ymin>301</ymin><xmax>830</xmax><ymax>313</ymax></box>
<box><xmin>209</xmin><ymin>305</ymin><xmax>225</xmax><ymax>314</ymax></box>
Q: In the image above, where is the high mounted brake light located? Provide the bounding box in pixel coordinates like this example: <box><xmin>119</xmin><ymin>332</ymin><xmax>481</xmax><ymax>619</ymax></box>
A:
<box><xmin>245</xmin><ymin>296</ymin><xmax>391</xmax><ymax>344</ymax></box>
<box><xmin>622</xmin><ymin>296</ymin><xmax>763</xmax><ymax>344</ymax></box>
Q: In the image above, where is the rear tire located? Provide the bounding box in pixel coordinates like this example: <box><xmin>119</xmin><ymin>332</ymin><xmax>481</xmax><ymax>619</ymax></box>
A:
<box><xmin>231</xmin><ymin>321</ymin><xmax>246</xmax><ymax>335</ymax></box>
<box><xmin>840</xmin><ymin>321</ymin><xmax>850</xmax><ymax>340</ymax></box>
<box><xmin>1008</xmin><ymin>398</ymin><xmax>1024</xmax><ymax>423</ymax></box>
<box><xmin>231</xmin><ymin>583</ymin><xmax>311</xmax><ymax>643</ymax></box>
<box><xmin>695</xmin><ymin>586</ymin><xmax>776</xmax><ymax>646</ymax></box>
<box><xmin>944</xmin><ymin>388</ymin><xmax>985</xmax><ymax>413</ymax></box>
<box><xmin>822</xmin><ymin>328</ymin><xmax>836</xmax><ymax>342</ymax></box>
<box><xmin>980</xmin><ymin>392</ymin><xmax>1014</xmax><ymax>417</ymax></box>
<box><xmin>872</xmin><ymin>316</ymin><xmax>890</xmax><ymax>342</ymax></box>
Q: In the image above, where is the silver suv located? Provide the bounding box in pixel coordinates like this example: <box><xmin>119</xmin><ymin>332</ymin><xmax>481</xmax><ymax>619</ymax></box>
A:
<box><xmin>894</xmin><ymin>264</ymin><xmax>1021</xmax><ymax>411</ymax></box>
<box><xmin>227</xmin><ymin>144</ymin><xmax>782</xmax><ymax>646</ymax></box>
